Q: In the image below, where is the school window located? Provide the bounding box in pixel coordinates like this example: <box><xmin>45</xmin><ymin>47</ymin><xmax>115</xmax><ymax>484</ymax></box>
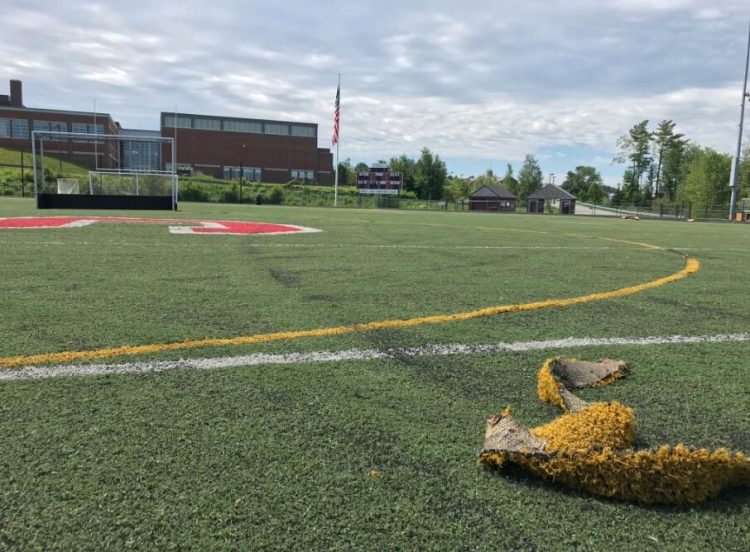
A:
<box><xmin>72</xmin><ymin>122</ymin><xmax>88</xmax><ymax>142</ymax></box>
<box><xmin>290</xmin><ymin>125</ymin><xmax>315</xmax><ymax>138</ymax></box>
<box><xmin>223</xmin><ymin>120</ymin><xmax>262</xmax><ymax>133</ymax></box>
<box><xmin>242</xmin><ymin>167</ymin><xmax>261</xmax><ymax>181</ymax></box>
<box><xmin>264</xmin><ymin>123</ymin><xmax>288</xmax><ymax>135</ymax></box>
<box><xmin>194</xmin><ymin>118</ymin><xmax>221</xmax><ymax>130</ymax></box>
<box><xmin>33</xmin><ymin>120</ymin><xmax>51</xmax><ymax>132</ymax></box>
<box><xmin>88</xmin><ymin>123</ymin><xmax>104</xmax><ymax>144</ymax></box>
<box><xmin>163</xmin><ymin>115</ymin><xmax>192</xmax><ymax>128</ymax></box>
<box><xmin>291</xmin><ymin>169</ymin><xmax>314</xmax><ymax>181</ymax></box>
<box><xmin>223</xmin><ymin>166</ymin><xmax>241</xmax><ymax>179</ymax></box>
<box><xmin>11</xmin><ymin>119</ymin><xmax>29</xmax><ymax>139</ymax></box>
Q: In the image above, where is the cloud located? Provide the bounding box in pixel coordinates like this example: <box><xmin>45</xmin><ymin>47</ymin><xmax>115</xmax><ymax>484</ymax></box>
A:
<box><xmin>0</xmin><ymin>0</ymin><xmax>748</xmax><ymax>177</ymax></box>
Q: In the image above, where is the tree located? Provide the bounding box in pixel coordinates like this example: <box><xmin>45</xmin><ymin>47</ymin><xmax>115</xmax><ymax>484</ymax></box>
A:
<box><xmin>652</xmin><ymin>120</ymin><xmax>686</xmax><ymax>200</ymax></box>
<box><xmin>739</xmin><ymin>143</ymin><xmax>750</xmax><ymax>199</ymax></box>
<box><xmin>676</xmin><ymin>142</ymin><xmax>702</xmax><ymax>205</ymax></box>
<box><xmin>502</xmin><ymin>163</ymin><xmax>519</xmax><ymax>195</ymax></box>
<box><xmin>414</xmin><ymin>147</ymin><xmax>447</xmax><ymax>200</ymax></box>
<box><xmin>472</xmin><ymin>168</ymin><xmax>496</xmax><ymax>190</ymax></box>
<box><xmin>615</xmin><ymin>121</ymin><xmax>652</xmax><ymax>203</ymax></box>
<box><xmin>389</xmin><ymin>154</ymin><xmax>417</xmax><ymax>193</ymax></box>
<box><xmin>337</xmin><ymin>158</ymin><xmax>355</xmax><ymax>186</ymax></box>
<box><xmin>516</xmin><ymin>154</ymin><xmax>543</xmax><ymax>201</ymax></box>
<box><xmin>443</xmin><ymin>176</ymin><xmax>472</xmax><ymax>201</ymax></box>
<box><xmin>561</xmin><ymin>166</ymin><xmax>604</xmax><ymax>203</ymax></box>
<box><xmin>354</xmin><ymin>161</ymin><xmax>369</xmax><ymax>174</ymax></box>
<box><xmin>683</xmin><ymin>148</ymin><xmax>731</xmax><ymax>207</ymax></box>
<box><xmin>587</xmin><ymin>178</ymin><xmax>605</xmax><ymax>204</ymax></box>
<box><xmin>619</xmin><ymin>168</ymin><xmax>640</xmax><ymax>205</ymax></box>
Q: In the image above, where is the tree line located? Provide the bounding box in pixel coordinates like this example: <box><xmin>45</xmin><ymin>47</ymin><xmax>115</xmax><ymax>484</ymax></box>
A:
<box><xmin>614</xmin><ymin>119</ymin><xmax>750</xmax><ymax>207</ymax></box>
<box><xmin>338</xmin><ymin>149</ymin><xmax>608</xmax><ymax>203</ymax></box>
<box><xmin>336</xmin><ymin>122</ymin><xmax>750</xmax><ymax>207</ymax></box>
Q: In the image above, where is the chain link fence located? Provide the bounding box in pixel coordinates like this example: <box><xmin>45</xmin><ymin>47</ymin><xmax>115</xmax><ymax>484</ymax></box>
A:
<box><xmin>576</xmin><ymin>202</ymin><xmax>737</xmax><ymax>221</ymax></box>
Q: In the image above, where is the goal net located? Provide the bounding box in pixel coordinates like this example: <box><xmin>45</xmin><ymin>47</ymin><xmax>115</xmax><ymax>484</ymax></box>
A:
<box><xmin>57</xmin><ymin>178</ymin><xmax>80</xmax><ymax>194</ymax></box>
<box><xmin>32</xmin><ymin>130</ymin><xmax>177</xmax><ymax>210</ymax></box>
<box><xmin>87</xmin><ymin>171</ymin><xmax>177</xmax><ymax>197</ymax></box>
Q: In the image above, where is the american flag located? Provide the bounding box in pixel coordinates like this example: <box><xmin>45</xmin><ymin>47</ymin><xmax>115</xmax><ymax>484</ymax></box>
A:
<box><xmin>332</xmin><ymin>84</ymin><xmax>340</xmax><ymax>146</ymax></box>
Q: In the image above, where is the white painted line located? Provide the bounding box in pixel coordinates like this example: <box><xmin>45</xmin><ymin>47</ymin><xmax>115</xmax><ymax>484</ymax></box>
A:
<box><xmin>0</xmin><ymin>241</ymin><xmax>654</xmax><ymax>250</ymax></box>
<box><xmin>2</xmin><ymin>333</ymin><xmax>749</xmax><ymax>381</ymax></box>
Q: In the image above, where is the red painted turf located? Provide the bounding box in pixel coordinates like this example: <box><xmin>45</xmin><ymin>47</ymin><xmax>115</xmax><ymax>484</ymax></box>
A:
<box><xmin>0</xmin><ymin>217</ymin><xmax>305</xmax><ymax>235</ymax></box>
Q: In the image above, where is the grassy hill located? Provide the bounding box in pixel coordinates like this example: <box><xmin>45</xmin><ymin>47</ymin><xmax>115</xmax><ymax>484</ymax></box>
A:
<box><xmin>0</xmin><ymin>146</ymin><xmax>88</xmax><ymax>175</ymax></box>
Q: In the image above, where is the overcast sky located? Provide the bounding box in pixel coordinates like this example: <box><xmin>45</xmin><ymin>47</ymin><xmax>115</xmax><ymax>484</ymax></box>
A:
<box><xmin>2</xmin><ymin>0</ymin><xmax>748</xmax><ymax>185</ymax></box>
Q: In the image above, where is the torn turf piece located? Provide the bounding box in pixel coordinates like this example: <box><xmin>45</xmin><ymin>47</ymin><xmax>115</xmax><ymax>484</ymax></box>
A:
<box><xmin>479</xmin><ymin>358</ymin><xmax>750</xmax><ymax>504</ymax></box>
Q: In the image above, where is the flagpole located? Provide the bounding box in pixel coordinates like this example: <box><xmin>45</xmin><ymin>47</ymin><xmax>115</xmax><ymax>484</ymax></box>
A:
<box><xmin>334</xmin><ymin>73</ymin><xmax>340</xmax><ymax>208</ymax></box>
<box><xmin>93</xmin><ymin>98</ymin><xmax>98</xmax><ymax>170</ymax></box>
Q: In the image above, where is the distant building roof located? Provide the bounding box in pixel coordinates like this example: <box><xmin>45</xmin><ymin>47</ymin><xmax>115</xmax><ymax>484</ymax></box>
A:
<box><xmin>469</xmin><ymin>184</ymin><xmax>517</xmax><ymax>200</ymax></box>
<box><xmin>527</xmin><ymin>184</ymin><xmax>576</xmax><ymax>200</ymax></box>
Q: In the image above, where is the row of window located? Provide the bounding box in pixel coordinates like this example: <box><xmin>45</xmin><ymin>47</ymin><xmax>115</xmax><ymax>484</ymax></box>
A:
<box><xmin>33</xmin><ymin>121</ymin><xmax>68</xmax><ymax>133</ymax></box>
<box><xmin>0</xmin><ymin>119</ymin><xmax>104</xmax><ymax>141</ymax></box>
<box><xmin>163</xmin><ymin>116</ymin><xmax>316</xmax><ymax>137</ymax></box>
<box><xmin>0</xmin><ymin>119</ymin><xmax>29</xmax><ymax>139</ymax></box>
<box><xmin>121</xmin><ymin>141</ymin><xmax>161</xmax><ymax>171</ymax></box>
<box><xmin>220</xmin><ymin>167</ymin><xmax>314</xmax><ymax>181</ymax></box>
<box><xmin>223</xmin><ymin>166</ymin><xmax>262</xmax><ymax>181</ymax></box>
<box><xmin>291</xmin><ymin>169</ymin><xmax>315</xmax><ymax>181</ymax></box>
<box><xmin>72</xmin><ymin>123</ymin><xmax>104</xmax><ymax>143</ymax></box>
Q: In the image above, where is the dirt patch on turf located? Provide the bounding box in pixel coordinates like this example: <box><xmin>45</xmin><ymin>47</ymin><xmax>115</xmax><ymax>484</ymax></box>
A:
<box><xmin>268</xmin><ymin>268</ymin><xmax>301</xmax><ymax>287</ymax></box>
<box><xmin>303</xmin><ymin>294</ymin><xmax>336</xmax><ymax>302</ymax></box>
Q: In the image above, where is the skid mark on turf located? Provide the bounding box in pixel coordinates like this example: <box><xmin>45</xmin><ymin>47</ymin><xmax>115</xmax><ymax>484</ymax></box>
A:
<box><xmin>0</xmin><ymin>256</ymin><xmax>700</xmax><ymax>368</ymax></box>
<box><xmin>2</xmin><ymin>332</ymin><xmax>748</xmax><ymax>381</ymax></box>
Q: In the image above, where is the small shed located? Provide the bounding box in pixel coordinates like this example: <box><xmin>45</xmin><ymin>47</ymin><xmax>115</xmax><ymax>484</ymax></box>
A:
<box><xmin>468</xmin><ymin>185</ymin><xmax>517</xmax><ymax>212</ymax></box>
<box><xmin>527</xmin><ymin>184</ymin><xmax>576</xmax><ymax>215</ymax></box>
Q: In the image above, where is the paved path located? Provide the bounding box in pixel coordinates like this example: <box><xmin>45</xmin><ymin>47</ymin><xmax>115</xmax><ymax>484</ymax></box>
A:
<box><xmin>574</xmin><ymin>203</ymin><xmax>620</xmax><ymax>217</ymax></box>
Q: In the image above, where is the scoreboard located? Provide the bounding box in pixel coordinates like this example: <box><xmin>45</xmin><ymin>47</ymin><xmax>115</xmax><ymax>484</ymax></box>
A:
<box><xmin>356</xmin><ymin>164</ymin><xmax>402</xmax><ymax>195</ymax></box>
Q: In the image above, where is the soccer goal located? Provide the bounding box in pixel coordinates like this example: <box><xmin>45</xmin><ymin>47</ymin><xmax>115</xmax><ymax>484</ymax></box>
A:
<box><xmin>32</xmin><ymin>130</ymin><xmax>178</xmax><ymax>210</ymax></box>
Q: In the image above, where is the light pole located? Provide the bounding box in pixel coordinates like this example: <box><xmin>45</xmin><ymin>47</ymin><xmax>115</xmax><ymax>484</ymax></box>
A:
<box><xmin>549</xmin><ymin>173</ymin><xmax>556</xmax><ymax>186</ymax></box>
<box><xmin>729</xmin><ymin>19</ymin><xmax>750</xmax><ymax>221</ymax></box>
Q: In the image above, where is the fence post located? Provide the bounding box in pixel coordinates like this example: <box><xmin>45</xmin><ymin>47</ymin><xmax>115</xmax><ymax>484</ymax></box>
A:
<box><xmin>704</xmin><ymin>205</ymin><xmax>709</xmax><ymax>219</ymax></box>
<box><xmin>659</xmin><ymin>204</ymin><xmax>663</xmax><ymax>218</ymax></box>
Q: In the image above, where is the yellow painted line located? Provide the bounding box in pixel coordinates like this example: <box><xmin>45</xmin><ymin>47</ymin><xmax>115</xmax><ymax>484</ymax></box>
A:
<box><xmin>0</xmin><ymin>257</ymin><xmax>700</xmax><ymax>369</ymax></box>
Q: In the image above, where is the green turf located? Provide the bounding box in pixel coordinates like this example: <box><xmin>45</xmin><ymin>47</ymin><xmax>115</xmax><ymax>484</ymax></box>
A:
<box><xmin>1</xmin><ymin>199</ymin><xmax>749</xmax><ymax>550</ymax></box>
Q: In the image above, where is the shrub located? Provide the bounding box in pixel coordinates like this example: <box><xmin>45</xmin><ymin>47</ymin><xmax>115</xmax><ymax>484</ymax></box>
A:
<box><xmin>264</xmin><ymin>185</ymin><xmax>285</xmax><ymax>204</ymax></box>
<box><xmin>220</xmin><ymin>185</ymin><xmax>239</xmax><ymax>203</ymax></box>
<box><xmin>178</xmin><ymin>183</ymin><xmax>209</xmax><ymax>202</ymax></box>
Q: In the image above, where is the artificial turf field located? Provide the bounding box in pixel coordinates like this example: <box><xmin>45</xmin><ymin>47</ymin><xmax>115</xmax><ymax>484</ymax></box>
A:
<box><xmin>0</xmin><ymin>197</ymin><xmax>749</xmax><ymax>550</ymax></box>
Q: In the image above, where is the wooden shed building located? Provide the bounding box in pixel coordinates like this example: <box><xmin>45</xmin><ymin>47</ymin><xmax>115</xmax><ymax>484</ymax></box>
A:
<box><xmin>468</xmin><ymin>184</ymin><xmax>517</xmax><ymax>212</ymax></box>
<box><xmin>527</xmin><ymin>184</ymin><xmax>576</xmax><ymax>214</ymax></box>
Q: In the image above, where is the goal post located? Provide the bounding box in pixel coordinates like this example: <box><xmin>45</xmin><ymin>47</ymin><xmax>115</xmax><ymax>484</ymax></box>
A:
<box><xmin>31</xmin><ymin>130</ymin><xmax>178</xmax><ymax>210</ymax></box>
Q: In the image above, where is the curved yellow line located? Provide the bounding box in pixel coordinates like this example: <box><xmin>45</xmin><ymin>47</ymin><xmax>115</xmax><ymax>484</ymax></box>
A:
<box><xmin>0</xmin><ymin>257</ymin><xmax>700</xmax><ymax>369</ymax></box>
